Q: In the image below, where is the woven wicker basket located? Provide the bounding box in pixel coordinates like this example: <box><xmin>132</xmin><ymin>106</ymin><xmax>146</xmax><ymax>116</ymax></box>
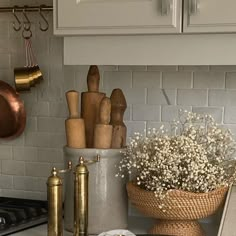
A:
<box><xmin>127</xmin><ymin>182</ymin><xmax>228</xmax><ymax>236</ymax></box>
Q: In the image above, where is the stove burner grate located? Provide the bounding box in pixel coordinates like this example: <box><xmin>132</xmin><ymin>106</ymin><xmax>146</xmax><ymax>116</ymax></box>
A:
<box><xmin>0</xmin><ymin>197</ymin><xmax>47</xmax><ymax>236</ymax></box>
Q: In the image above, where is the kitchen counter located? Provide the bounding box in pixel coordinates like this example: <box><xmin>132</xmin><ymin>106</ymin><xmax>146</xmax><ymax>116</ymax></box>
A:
<box><xmin>10</xmin><ymin>216</ymin><xmax>220</xmax><ymax>236</ymax></box>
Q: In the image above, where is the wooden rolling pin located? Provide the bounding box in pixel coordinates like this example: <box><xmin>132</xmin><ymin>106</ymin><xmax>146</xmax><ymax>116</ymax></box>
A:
<box><xmin>110</xmin><ymin>88</ymin><xmax>127</xmax><ymax>148</ymax></box>
<box><xmin>81</xmin><ymin>65</ymin><xmax>105</xmax><ymax>148</ymax></box>
<box><xmin>94</xmin><ymin>97</ymin><xmax>112</xmax><ymax>149</ymax></box>
<box><xmin>65</xmin><ymin>90</ymin><xmax>86</xmax><ymax>148</ymax></box>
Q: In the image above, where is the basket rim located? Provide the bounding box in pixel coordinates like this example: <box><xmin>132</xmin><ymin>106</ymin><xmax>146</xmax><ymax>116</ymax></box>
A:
<box><xmin>127</xmin><ymin>181</ymin><xmax>229</xmax><ymax>197</ymax></box>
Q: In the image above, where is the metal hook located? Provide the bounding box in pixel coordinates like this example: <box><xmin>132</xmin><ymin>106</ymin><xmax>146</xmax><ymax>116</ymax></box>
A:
<box><xmin>39</xmin><ymin>5</ymin><xmax>49</xmax><ymax>31</ymax></box>
<box><xmin>22</xmin><ymin>6</ymin><xmax>31</xmax><ymax>31</ymax></box>
<box><xmin>12</xmin><ymin>6</ymin><xmax>21</xmax><ymax>31</ymax></box>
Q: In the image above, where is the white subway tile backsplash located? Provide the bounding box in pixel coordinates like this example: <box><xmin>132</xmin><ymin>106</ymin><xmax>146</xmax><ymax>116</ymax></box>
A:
<box><xmin>132</xmin><ymin>105</ymin><xmax>160</xmax><ymax>121</ymax></box>
<box><xmin>24</xmin><ymin>101</ymin><xmax>49</xmax><ymax>116</ymax></box>
<box><xmin>98</xmin><ymin>65</ymin><xmax>118</xmax><ymax>71</ymax></box>
<box><xmin>25</xmin><ymin>162</ymin><xmax>51</xmax><ymax>177</ymax></box>
<box><xmin>13</xmin><ymin>176</ymin><xmax>40</xmax><ymax>191</ymax></box>
<box><xmin>118</xmin><ymin>66</ymin><xmax>147</xmax><ymax>71</ymax></box>
<box><xmin>125</xmin><ymin>121</ymin><xmax>146</xmax><ymax>138</ymax></box>
<box><xmin>23</xmin><ymin>191</ymin><xmax>47</xmax><ymax>200</ymax></box>
<box><xmin>146</xmin><ymin>121</ymin><xmax>172</xmax><ymax>133</ymax></box>
<box><xmin>0</xmin><ymin>135</ymin><xmax>25</xmax><ymax>146</ymax></box>
<box><xmin>13</xmin><ymin>147</ymin><xmax>38</xmax><ymax>162</ymax></box>
<box><xmin>47</xmin><ymin>133</ymin><xmax>66</xmax><ymax>148</ymax></box>
<box><xmin>37</xmin><ymin>178</ymin><xmax>47</xmax><ymax>192</ymax></box>
<box><xmin>224</xmin><ymin>107</ymin><xmax>236</xmax><ymax>124</ymax></box>
<box><xmin>0</xmin><ymin>146</ymin><xmax>12</xmax><ymax>160</ymax></box>
<box><xmin>124</xmin><ymin>105</ymin><xmax>131</xmax><ymax>121</ymax></box>
<box><xmin>38</xmin><ymin>85</ymin><xmax>62</xmax><ymax>102</ymax></box>
<box><xmin>226</xmin><ymin>72</ymin><xmax>236</xmax><ymax>89</ymax></box>
<box><xmin>208</xmin><ymin>90</ymin><xmax>236</xmax><ymax>106</ymax></box>
<box><xmin>0</xmin><ymin>53</ymin><xmax>10</xmax><ymax>69</ymax></box>
<box><xmin>147</xmin><ymin>89</ymin><xmax>176</xmax><ymax>105</ymax></box>
<box><xmin>162</xmin><ymin>71</ymin><xmax>192</xmax><ymax>89</ymax></box>
<box><xmin>0</xmin><ymin>39</ymin><xmax>9</xmax><ymax>53</ymax></box>
<box><xmin>132</xmin><ymin>71</ymin><xmax>161</xmax><ymax>88</ymax></box>
<box><xmin>37</xmin><ymin>117</ymin><xmax>65</xmax><ymax>133</ymax></box>
<box><xmin>49</xmin><ymin>102</ymin><xmax>68</xmax><ymax>118</ymax></box>
<box><xmin>2</xmin><ymin>160</ymin><xmax>25</xmax><ymax>176</ymax></box>
<box><xmin>37</xmin><ymin>148</ymin><xmax>63</xmax><ymax>163</ymax></box>
<box><xmin>103</xmin><ymin>71</ymin><xmax>132</xmax><ymax>90</ymax></box>
<box><xmin>161</xmin><ymin>105</ymin><xmax>192</xmax><ymax>122</ymax></box>
<box><xmin>192</xmin><ymin>107</ymin><xmax>223</xmax><ymax>123</ymax></box>
<box><xmin>147</xmin><ymin>66</ymin><xmax>178</xmax><ymax>71</ymax></box>
<box><xmin>122</xmin><ymin>88</ymin><xmax>146</xmax><ymax>105</ymax></box>
<box><xmin>220</xmin><ymin>124</ymin><xmax>236</xmax><ymax>137</ymax></box>
<box><xmin>25</xmin><ymin>117</ymin><xmax>37</xmax><ymax>132</ymax></box>
<box><xmin>0</xmin><ymin>21</ymin><xmax>9</xmax><ymax>38</ymax></box>
<box><xmin>178</xmin><ymin>66</ymin><xmax>209</xmax><ymax>71</ymax></box>
<box><xmin>177</xmin><ymin>89</ymin><xmax>208</xmax><ymax>106</ymax></box>
<box><xmin>210</xmin><ymin>66</ymin><xmax>236</xmax><ymax>71</ymax></box>
<box><xmin>49</xmin><ymin>37</ymin><xmax>63</xmax><ymax>54</ymax></box>
<box><xmin>1</xmin><ymin>4</ymin><xmax>236</xmax><ymax>199</ymax></box>
<box><xmin>25</xmin><ymin>132</ymin><xmax>50</xmax><ymax>147</ymax></box>
<box><xmin>0</xmin><ymin>175</ymin><xmax>13</xmax><ymax>189</ymax></box>
<box><xmin>193</xmin><ymin>72</ymin><xmax>225</xmax><ymax>89</ymax></box>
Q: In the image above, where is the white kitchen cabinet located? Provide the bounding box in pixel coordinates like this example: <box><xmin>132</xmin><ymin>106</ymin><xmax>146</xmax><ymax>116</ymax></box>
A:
<box><xmin>54</xmin><ymin>0</ymin><xmax>236</xmax><ymax>65</ymax></box>
<box><xmin>54</xmin><ymin>0</ymin><xmax>236</xmax><ymax>35</ymax></box>
<box><xmin>54</xmin><ymin>0</ymin><xmax>182</xmax><ymax>35</ymax></box>
<box><xmin>183</xmin><ymin>0</ymin><xmax>236</xmax><ymax>33</ymax></box>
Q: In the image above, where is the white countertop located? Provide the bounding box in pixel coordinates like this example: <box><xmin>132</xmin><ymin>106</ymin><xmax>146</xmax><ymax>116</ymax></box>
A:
<box><xmin>9</xmin><ymin>216</ymin><xmax>219</xmax><ymax>236</ymax></box>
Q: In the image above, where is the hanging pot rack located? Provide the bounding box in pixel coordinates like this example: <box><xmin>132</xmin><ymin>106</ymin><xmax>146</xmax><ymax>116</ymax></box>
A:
<box><xmin>0</xmin><ymin>5</ymin><xmax>53</xmax><ymax>32</ymax></box>
<box><xmin>0</xmin><ymin>5</ymin><xmax>53</xmax><ymax>13</ymax></box>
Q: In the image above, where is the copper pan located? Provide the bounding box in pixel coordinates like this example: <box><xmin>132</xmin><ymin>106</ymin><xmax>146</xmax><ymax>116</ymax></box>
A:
<box><xmin>0</xmin><ymin>80</ymin><xmax>26</xmax><ymax>139</ymax></box>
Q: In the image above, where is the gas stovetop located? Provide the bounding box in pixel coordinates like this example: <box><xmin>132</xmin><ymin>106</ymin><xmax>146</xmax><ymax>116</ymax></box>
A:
<box><xmin>0</xmin><ymin>197</ymin><xmax>48</xmax><ymax>236</ymax></box>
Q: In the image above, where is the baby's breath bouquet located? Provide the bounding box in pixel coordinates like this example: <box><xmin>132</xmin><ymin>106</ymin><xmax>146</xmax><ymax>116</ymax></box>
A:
<box><xmin>117</xmin><ymin>110</ymin><xmax>236</xmax><ymax>199</ymax></box>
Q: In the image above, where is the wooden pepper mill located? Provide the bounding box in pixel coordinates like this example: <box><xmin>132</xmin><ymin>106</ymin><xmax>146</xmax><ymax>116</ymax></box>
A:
<box><xmin>94</xmin><ymin>97</ymin><xmax>112</xmax><ymax>149</ymax></box>
<box><xmin>110</xmin><ymin>88</ymin><xmax>127</xmax><ymax>148</ymax></box>
<box><xmin>65</xmin><ymin>90</ymin><xmax>86</xmax><ymax>148</ymax></box>
<box><xmin>81</xmin><ymin>66</ymin><xmax>105</xmax><ymax>148</ymax></box>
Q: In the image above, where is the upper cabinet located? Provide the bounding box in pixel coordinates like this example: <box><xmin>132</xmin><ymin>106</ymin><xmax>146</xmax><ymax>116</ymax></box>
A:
<box><xmin>54</xmin><ymin>0</ymin><xmax>182</xmax><ymax>35</ymax></box>
<box><xmin>184</xmin><ymin>0</ymin><xmax>236</xmax><ymax>33</ymax></box>
<box><xmin>54</xmin><ymin>0</ymin><xmax>236</xmax><ymax>35</ymax></box>
<box><xmin>53</xmin><ymin>0</ymin><xmax>236</xmax><ymax>65</ymax></box>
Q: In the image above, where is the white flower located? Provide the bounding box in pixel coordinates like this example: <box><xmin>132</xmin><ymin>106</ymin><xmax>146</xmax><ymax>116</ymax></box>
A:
<box><xmin>117</xmin><ymin>110</ymin><xmax>236</xmax><ymax>199</ymax></box>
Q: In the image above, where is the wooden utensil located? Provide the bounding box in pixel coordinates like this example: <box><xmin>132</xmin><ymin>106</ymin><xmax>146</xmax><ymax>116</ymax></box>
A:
<box><xmin>65</xmin><ymin>90</ymin><xmax>86</xmax><ymax>148</ymax></box>
<box><xmin>81</xmin><ymin>65</ymin><xmax>105</xmax><ymax>148</ymax></box>
<box><xmin>110</xmin><ymin>88</ymin><xmax>127</xmax><ymax>148</ymax></box>
<box><xmin>94</xmin><ymin>97</ymin><xmax>112</xmax><ymax>149</ymax></box>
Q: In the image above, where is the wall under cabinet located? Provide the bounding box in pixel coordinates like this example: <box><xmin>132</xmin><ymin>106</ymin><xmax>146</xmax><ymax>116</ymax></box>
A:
<box><xmin>1</xmin><ymin>0</ymin><xmax>236</xmax><ymax>200</ymax></box>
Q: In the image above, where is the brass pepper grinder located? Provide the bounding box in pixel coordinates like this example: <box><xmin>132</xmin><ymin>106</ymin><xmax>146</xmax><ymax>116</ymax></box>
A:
<box><xmin>74</xmin><ymin>156</ymin><xmax>88</xmax><ymax>236</ymax></box>
<box><xmin>74</xmin><ymin>155</ymin><xmax>100</xmax><ymax>236</ymax></box>
<box><xmin>47</xmin><ymin>162</ymin><xmax>72</xmax><ymax>236</ymax></box>
<box><xmin>47</xmin><ymin>157</ymin><xmax>99</xmax><ymax>236</ymax></box>
<box><xmin>47</xmin><ymin>167</ymin><xmax>63</xmax><ymax>236</ymax></box>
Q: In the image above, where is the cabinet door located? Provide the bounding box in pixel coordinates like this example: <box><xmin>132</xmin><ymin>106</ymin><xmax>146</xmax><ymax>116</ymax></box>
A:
<box><xmin>183</xmin><ymin>0</ymin><xmax>236</xmax><ymax>33</ymax></box>
<box><xmin>54</xmin><ymin>0</ymin><xmax>182</xmax><ymax>35</ymax></box>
